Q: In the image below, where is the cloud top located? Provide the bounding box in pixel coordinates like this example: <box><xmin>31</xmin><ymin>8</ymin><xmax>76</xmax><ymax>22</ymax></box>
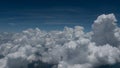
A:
<box><xmin>0</xmin><ymin>14</ymin><xmax>120</xmax><ymax>68</ymax></box>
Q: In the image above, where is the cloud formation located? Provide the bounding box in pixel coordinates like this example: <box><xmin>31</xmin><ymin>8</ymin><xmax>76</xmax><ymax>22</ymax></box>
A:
<box><xmin>0</xmin><ymin>14</ymin><xmax>120</xmax><ymax>68</ymax></box>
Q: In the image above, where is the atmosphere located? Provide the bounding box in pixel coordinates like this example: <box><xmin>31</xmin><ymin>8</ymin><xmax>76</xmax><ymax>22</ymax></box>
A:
<box><xmin>0</xmin><ymin>0</ymin><xmax>120</xmax><ymax>68</ymax></box>
<box><xmin>0</xmin><ymin>0</ymin><xmax>120</xmax><ymax>32</ymax></box>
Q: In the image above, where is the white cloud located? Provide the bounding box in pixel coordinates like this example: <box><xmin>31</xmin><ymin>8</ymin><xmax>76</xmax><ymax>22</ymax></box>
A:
<box><xmin>92</xmin><ymin>13</ymin><xmax>119</xmax><ymax>46</ymax></box>
<box><xmin>0</xmin><ymin>14</ymin><xmax>120</xmax><ymax>68</ymax></box>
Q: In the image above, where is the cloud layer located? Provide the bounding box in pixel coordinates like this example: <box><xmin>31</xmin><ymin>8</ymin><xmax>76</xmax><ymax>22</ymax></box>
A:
<box><xmin>0</xmin><ymin>14</ymin><xmax>120</xmax><ymax>68</ymax></box>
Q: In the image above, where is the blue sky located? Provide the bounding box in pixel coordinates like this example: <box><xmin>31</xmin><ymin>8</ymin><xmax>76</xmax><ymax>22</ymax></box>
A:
<box><xmin>0</xmin><ymin>0</ymin><xmax>120</xmax><ymax>32</ymax></box>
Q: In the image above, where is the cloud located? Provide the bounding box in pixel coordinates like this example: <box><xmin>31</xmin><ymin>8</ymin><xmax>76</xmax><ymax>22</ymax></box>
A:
<box><xmin>0</xmin><ymin>14</ymin><xmax>120</xmax><ymax>68</ymax></box>
<box><xmin>91</xmin><ymin>13</ymin><xmax>119</xmax><ymax>46</ymax></box>
<box><xmin>8</xmin><ymin>23</ymin><xmax>16</xmax><ymax>26</ymax></box>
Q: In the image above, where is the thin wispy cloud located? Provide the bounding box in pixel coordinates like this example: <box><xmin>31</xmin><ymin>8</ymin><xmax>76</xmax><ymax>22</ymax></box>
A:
<box><xmin>8</xmin><ymin>23</ymin><xmax>16</xmax><ymax>26</ymax></box>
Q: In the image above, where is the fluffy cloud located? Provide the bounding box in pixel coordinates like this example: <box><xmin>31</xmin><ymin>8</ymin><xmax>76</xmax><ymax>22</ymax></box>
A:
<box><xmin>0</xmin><ymin>14</ymin><xmax>120</xmax><ymax>68</ymax></box>
<box><xmin>91</xmin><ymin>14</ymin><xmax>119</xmax><ymax>46</ymax></box>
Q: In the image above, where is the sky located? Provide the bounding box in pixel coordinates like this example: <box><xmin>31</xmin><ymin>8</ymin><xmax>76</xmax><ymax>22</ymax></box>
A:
<box><xmin>0</xmin><ymin>1</ymin><xmax>120</xmax><ymax>68</ymax></box>
<box><xmin>0</xmin><ymin>0</ymin><xmax>120</xmax><ymax>32</ymax></box>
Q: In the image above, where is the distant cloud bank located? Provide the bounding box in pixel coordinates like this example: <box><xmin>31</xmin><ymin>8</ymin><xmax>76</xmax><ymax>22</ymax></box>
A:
<box><xmin>0</xmin><ymin>14</ymin><xmax>120</xmax><ymax>68</ymax></box>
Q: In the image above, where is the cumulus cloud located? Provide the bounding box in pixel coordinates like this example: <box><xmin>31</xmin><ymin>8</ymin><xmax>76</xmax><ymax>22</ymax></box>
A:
<box><xmin>91</xmin><ymin>14</ymin><xmax>119</xmax><ymax>46</ymax></box>
<box><xmin>0</xmin><ymin>14</ymin><xmax>120</xmax><ymax>68</ymax></box>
